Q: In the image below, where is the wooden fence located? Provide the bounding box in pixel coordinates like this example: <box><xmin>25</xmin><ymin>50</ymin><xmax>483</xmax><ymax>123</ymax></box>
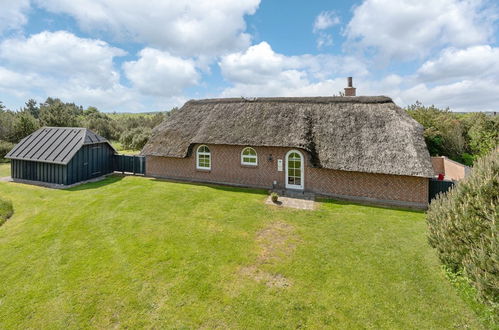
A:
<box><xmin>429</xmin><ymin>179</ymin><xmax>455</xmax><ymax>203</ymax></box>
<box><xmin>113</xmin><ymin>155</ymin><xmax>146</xmax><ymax>175</ymax></box>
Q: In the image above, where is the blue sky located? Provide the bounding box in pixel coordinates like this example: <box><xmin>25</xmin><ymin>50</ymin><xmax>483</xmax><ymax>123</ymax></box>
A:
<box><xmin>0</xmin><ymin>0</ymin><xmax>498</xmax><ymax>112</ymax></box>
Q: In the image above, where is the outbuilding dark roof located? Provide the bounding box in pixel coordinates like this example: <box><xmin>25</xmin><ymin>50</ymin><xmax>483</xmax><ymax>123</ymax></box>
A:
<box><xmin>142</xmin><ymin>96</ymin><xmax>435</xmax><ymax>178</ymax></box>
<box><xmin>6</xmin><ymin>127</ymin><xmax>114</xmax><ymax>165</ymax></box>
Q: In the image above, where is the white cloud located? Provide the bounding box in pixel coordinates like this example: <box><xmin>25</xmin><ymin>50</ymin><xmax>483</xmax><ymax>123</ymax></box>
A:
<box><xmin>316</xmin><ymin>33</ymin><xmax>334</xmax><ymax>49</ymax></box>
<box><xmin>219</xmin><ymin>42</ymin><xmax>366</xmax><ymax>97</ymax></box>
<box><xmin>417</xmin><ymin>45</ymin><xmax>499</xmax><ymax>82</ymax></box>
<box><xmin>34</xmin><ymin>0</ymin><xmax>261</xmax><ymax>56</ymax></box>
<box><xmin>0</xmin><ymin>0</ymin><xmax>30</xmax><ymax>34</ymax></box>
<box><xmin>393</xmin><ymin>45</ymin><xmax>499</xmax><ymax>111</ymax></box>
<box><xmin>313</xmin><ymin>11</ymin><xmax>340</xmax><ymax>32</ymax></box>
<box><xmin>123</xmin><ymin>48</ymin><xmax>200</xmax><ymax>96</ymax></box>
<box><xmin>345</xmin><ymin>0</ymin><xmax>496</xmax><ymax>61</ymax></box>
<box><xmin>400</xmin><ymin>79</ymin><xmax>499</xmax><ymax>111</ymax></box>
<box><xmin>0</xmin><ymin>31</ymin><xmax>126</xmax><ymax>88</ymax></box>
<box><xmin>313</xmin><ymin>11</ymin><xmax>340</xmax><ymax>49</ymax></box>
<box><xmin>314</xmin><ymin>11</ymin><xmax>340</xmax><ymax>32</ymax></box>
<box><xmin>0</xmin><ymin>31</ymin><xmax>135</xmax><ymax>110</ymax></box>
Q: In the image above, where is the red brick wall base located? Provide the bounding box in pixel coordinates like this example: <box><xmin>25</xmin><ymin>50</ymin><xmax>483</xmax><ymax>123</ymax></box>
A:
<box><xmin>146</xmin><ymin>144</ymin><xmax>429</xmax><ymax>209</ymax></box>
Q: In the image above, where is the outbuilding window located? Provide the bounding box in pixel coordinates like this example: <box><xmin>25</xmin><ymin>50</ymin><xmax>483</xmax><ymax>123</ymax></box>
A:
<box><xmin>196</xmin><ymin>145</ymin><xmax>211</xmax><ymax>170</ymax></box>
<box><xmin>241</xmin><ymin>147</ymin><xmax>257</xmax><ymax>166</ymax></box>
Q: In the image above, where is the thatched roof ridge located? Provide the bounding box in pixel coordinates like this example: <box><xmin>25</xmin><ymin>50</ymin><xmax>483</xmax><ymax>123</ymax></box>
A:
<box><xmin>142</xmin><ymin>96</ymin><xmax>434</xmax><ymax>178</ymax></box>
<box><xmin>188</xmin><ymin>96</ymin><xmax>393</xmax><ymax>105</ymax></box>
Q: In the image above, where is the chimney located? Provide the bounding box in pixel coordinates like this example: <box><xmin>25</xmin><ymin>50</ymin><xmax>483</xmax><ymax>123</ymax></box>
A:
<box><xmin>344</xmin><ymin>77</ymin><xmax>356</xmax><ymax>96</ymax></box>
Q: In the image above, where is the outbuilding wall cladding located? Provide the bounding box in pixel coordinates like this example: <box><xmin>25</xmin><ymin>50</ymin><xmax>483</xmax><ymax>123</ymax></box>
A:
<box><xmin>146</xmin><ymin>144</ymin><xmax>428</xmax><ymax>207</ymax></box>
<box><xmin>65</xmin><ymin>143</ymin><xmax>115</xmax><ymax>185</ymax></box>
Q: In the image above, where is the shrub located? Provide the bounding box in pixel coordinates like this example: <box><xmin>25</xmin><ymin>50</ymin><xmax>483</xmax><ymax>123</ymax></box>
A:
<box><xmin>427</xmin><ymin>149</ymin><xmax>498</xmax><ymax>309</ymax></box>
<box><xmin>271</xmin><ymin>192</ymin><xmax>279</xmax><ymax>203</ymax></box>
<box><xmin>0</xmin><ymin>140</ymin><xmax>15</xmax><ymax>161</ymax></box>
<box><xmin>119</xmin><ymin>127</ymin><xmax>152</xmax><ymax>151</ymax></box>
<box><xmin>0</xmin><ymin>197</ymin><xmax>13</xmax><ymax>226</ymax></box>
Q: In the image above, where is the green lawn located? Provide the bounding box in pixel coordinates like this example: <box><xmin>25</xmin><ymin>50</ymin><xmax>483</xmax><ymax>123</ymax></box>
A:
<box><xmin>0</xmin><ymin>162</ymin><xmax>10</xmax><ymax>177</ymax></box>
<box><xmin>0</xmin><ymin>176</ymin><xmax>483</xmax><ymax>329</ymax></box>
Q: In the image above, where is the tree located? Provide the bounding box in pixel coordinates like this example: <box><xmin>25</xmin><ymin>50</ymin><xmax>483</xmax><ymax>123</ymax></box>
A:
<box><xmin>0</xmin><ymin>104</ymin><xmax>16</xmax><ymax>143</ymax></box>
<box><xmin>81</xmin><ymin>106</ymin><xmax>119</xmax><ymax>140</ymax></box>
<box><xmin>407</xmin><ymin>102</ymin><xmax>465</xmax><ymax>162</ymax></box>
<box><xmin>39</xmin><ymin>98</ymin><xmax>80</xmax><ymax>127</ymax></box>
<box><xmin>462</xmin><ymin>112</ymin><xmax>499</xmax><ymax>159</ymax></box>
<box><xmin>11</xmin><ymin>112</ymin><xmax>40</xmax><ymax>142</ymax></box>
<box><xmin>23</xmin><ymin>99</ymin><xmax>40</xmax><ymax>118</ymax></box>
<box><xmin>119</xmin><ymin>127</ymin><xmax>152</xmax><ymax>150</ymax></box>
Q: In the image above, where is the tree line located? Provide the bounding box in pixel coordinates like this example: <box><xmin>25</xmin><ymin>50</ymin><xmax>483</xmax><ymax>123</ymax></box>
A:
<box><xmin>1</xmin><ymin>98</ymin><xmax>498</xmax><ymax>164</ymax></box>
<box><xmin>407</xmin><ymin>102</ymin><xmax>498</xmax><ymax>166</ymax></box>
<box><xmin>0</xmin><ymin>98</ymin><xmax>173</xmax><ymax>159</ymax></box>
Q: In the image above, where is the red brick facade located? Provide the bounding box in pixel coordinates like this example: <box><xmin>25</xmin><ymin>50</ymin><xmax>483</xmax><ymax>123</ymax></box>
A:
<box><xmin>146</xmin><ymin>144</ymin><xmax>429</xmax><ymax>208</ymax></box>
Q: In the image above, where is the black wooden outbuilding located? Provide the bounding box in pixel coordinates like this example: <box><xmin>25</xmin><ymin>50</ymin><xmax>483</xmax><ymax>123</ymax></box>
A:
<box><xmin>6</xmin><ymin>127</ymin><xmax>116</xmax><ymax>185</ymax></box>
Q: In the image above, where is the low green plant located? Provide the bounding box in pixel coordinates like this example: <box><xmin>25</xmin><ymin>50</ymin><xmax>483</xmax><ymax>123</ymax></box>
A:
<box><xmin>271</xmin><ymin>192</ymin><xmax>279</xmax><ymax>203</ymax></box>
<box><xmin>427</xmin><ymin>149</ymin><xmax>498</xmax><ymax>311</ymax></box>
<box><xmin>0</xmin><ymin>197</ymin><xmax>13</xmax><ymax>226</ymax></box>
<box><xmin>443</xmin><ymin>266</ymin><xmax>498</xmax><ymax>327</ymax></box>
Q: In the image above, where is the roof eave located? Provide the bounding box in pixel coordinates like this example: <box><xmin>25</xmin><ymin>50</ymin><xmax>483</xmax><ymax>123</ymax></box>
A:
<box><xmin>5</xmin><ymin>156</ymin><xmax>68</xmax><ymax>165</ymax></box>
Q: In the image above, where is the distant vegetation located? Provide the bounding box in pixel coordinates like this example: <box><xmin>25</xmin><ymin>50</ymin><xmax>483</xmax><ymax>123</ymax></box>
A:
<box><xmin>406</xmin><ymin>102</ymin><xmax>498</xmax><ymax>165</ymax></box>
<box><xmin>0</xmin><ymin>98</ymin><xmax>176</xmax><ymax>158</ymax></box>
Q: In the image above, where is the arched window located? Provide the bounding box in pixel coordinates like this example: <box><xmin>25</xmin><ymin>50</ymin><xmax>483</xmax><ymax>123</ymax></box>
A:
<box><xmin>196</xmin><ymin>145</ymin><xmax>211</xmax><ymax>170</ymax></box>
<box><xmin>241</xmin><ymin>147</ymin><xmax>257</xmax><ymax>166</ymax></box>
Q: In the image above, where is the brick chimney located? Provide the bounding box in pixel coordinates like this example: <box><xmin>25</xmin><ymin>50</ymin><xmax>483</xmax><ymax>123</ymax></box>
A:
<box><xmin>344</xmin><ymin>77</ymin><xmax>356</xmax><ymax>96</ymax></box>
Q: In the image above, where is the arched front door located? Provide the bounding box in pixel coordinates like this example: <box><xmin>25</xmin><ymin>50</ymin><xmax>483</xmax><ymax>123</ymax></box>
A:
<box><xmin>285</xmin><ymin>150</ymin><xmax>304</xmax><ymax>190</ymax></box>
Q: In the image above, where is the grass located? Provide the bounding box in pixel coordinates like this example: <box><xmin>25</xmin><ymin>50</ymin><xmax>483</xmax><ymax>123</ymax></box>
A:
<box><xmin>0</xmin><ymin>197</ymin><xmax>13</xmax><ymax>226</ymax></box>
<box><xmin>0</xmin><ymin>162</ymin><xmax>10</xmax><ymax>177</ymax></box>
<box><xmin>0</xmin><ymin>176</ymin><xmax>485</xmax><ymax>329</ymax></box>
<box><xmin>444</xmin><ymin>267</ymin><xmax>498</xmax><ymax>328</ymax></box>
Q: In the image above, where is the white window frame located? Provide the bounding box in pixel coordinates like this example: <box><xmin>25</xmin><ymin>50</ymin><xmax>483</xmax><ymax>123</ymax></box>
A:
<box><xmin>196</xmin><ymin>145</ymin><xmax>211</xmax><ymax>170</ymax></box>
<box><xmin>241</xmin><ymin>147</ymin><xmax>258</xmax><ymax>166</ymax></box>
<box><xmin>285</xmin><ymin>149</ymin><xmax>304</xmax><ymax>190</ymax></box>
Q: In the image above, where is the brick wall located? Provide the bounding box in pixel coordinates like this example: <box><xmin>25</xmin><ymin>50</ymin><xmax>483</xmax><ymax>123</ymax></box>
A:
<box><xmin>146</xmin><ymin>144</ymin><xmax>428</xmax><ymax>207</ymax></box>
<box><xmin>431</xmin><ymin>156</ymin><xmax>469</xmax><ymax>181</ymax></box>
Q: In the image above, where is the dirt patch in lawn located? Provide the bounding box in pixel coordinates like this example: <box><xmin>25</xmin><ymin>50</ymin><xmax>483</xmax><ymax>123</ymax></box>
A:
<box><xmin>239</xmin><ymin>221</ymin><xmax>298</xmax><ymax>288</ymax></box>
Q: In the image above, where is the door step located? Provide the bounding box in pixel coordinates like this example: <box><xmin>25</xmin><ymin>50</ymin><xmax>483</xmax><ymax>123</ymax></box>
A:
<box><xmin>272</xmin><ymin>189</ymin><xmax>315</xmax><ymax>201</ymax></box>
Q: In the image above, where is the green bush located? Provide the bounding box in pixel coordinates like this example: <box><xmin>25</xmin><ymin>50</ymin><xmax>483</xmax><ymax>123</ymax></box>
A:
<box><xmin>0</xmin><ymin>197</ymin><xmax>13</xmax><ymax>226</ymax></box>
<box><xmin>427</xmin><ymin>150</ymin><xmax>498</xmax><ymax>309</ymax></box>
<box><xmin>119</xmin><ymin>127</ymin><xmax>152</xmax><ymax>151</ymax></box>
<box><xmin>0</xmin><ymin>140</ymin><xmax>15</xmax><ymax>161</ymax></box>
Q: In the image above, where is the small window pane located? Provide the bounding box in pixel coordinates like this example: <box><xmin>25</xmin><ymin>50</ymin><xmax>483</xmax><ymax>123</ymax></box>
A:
<box><xmin>241</xmin><ymin>147</ymin><xmax>257</xmax><ymax>165</ymax></box>
<box><xmin>197</xmin><ymin>145</ymin><xmax>211</xmax><ymax>169</ymax></box>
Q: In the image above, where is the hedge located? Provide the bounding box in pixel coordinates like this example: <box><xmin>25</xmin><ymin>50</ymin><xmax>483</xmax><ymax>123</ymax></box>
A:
<box><xmin>427</xmin><ymin>149</ymin><xmax>498</xmax><ymax>309</ymax></box>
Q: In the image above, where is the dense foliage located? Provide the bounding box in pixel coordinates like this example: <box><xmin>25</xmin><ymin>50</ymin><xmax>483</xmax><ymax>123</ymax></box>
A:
<box><xmin>0</xmin><ymin>99</ymin><xmax>170</xmax><ymax>157</ymax></box>
<box><xmin>407</xmin><ymin>102</ymin><xmax>498</xmax><ymax>165</ymax></box>
<box><xmin>427</xmin><ymin>150</ymin><xmax>498</xmax><ymax>311</ymax></box>
<box><xmin>0</xmin><ymin>141</ymin><xmax>15</xmax><ymax>161</ymax></box>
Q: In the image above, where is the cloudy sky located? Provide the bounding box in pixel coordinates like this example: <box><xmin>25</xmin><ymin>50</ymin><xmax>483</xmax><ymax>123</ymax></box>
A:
<box><xmin>0</xmin><ymin>0</ymin><xmax>498</xmax><ymax>112</ymax></box>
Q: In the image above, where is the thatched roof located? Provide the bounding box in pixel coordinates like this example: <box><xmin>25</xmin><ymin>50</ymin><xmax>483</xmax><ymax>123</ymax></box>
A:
<box><xmin>142</xmin><ymin>96</ymin><xmax>434</xmax><ymax>177</ymax></box>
